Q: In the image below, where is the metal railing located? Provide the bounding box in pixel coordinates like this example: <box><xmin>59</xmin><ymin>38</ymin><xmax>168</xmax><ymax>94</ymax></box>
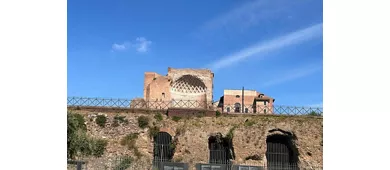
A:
<box><xmin>67</xmin><ymin>97</ymin><xmax>323</xmax><ymax>116</ymax></box>
<box><xmin>67</xmin><ymin>160</ymin><xmax>87</xmax><ymax>170</ymax></box>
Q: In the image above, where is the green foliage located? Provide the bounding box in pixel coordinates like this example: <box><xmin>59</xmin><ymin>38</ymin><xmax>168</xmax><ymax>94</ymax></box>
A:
<box><xmin>216</xmin><ymin>110</ymin><xmax>222</xmax><ymax>117</ymax></box>
<box><xmin>244</xmin><ymin>119</ymin><xmax>256</xmax><ymax>127</ymax></box>
<box><xmin>121</xmin><ymin>133</ymin><xmax>139</xmax><ymax>150</ymax></box>
<box><xmin>172</xmin><ymin>116</ymin><xmax>181</xmax><ymax>122</ymax></box>
<box><xmin>149</xmin><ymin>126</ymin><xmax>160</xmax><ymax>139</ymax></box>
<box><xmin>91</xmin><ymin>138</ymin><xmax>108</xmax><ymax>157</ymax></box>
<box><xmin>113</xmin><ymin>156</ymin><xmax>133</xmax><ymax>170</ymax></box>
<box><xmin>137</xmin><ymin>116</ymin><xmax>150</xmax><ymax>129</ymax></box>
<box><xmin>226</xmin><ymin>126</ymin><xmax>237</xmax><ymax>140</ymax></box>
<box><xmin>308</xmin><ymin>111</ymin><xmax>322</xmax><ymax>116</ymax></box>
<box><xmin>154</xmin><ymin>113</ymin><xmax>163</xmax><ymax>121</ymax></box>
<box><xmin>120</xmin><ymin>133</ymin><xmax>143</xmax><ymax>158</ymax></box>
<box><xmin>113</xmin><ymin>115</ymin><xmax>128</xmax><ymax>127</ymax></box>
<box><xmin>67</xmin><ymin>112</ymin><xmax>107</xmax><ymax>159</ymax></box>
<box><xmin>114</xmin><ymin>115</ymin><xmax>128</xmax><ymax>123</ymax></box>
<box><xmin>95</xmin><ymin>115</ymin><xmax>107</xmax><ymax>127</ymax></box>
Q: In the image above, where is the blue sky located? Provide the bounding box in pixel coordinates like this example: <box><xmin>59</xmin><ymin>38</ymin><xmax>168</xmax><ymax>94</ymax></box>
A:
<box><xmin>68</xmin><ymin>0</ymin><xmax>323</xmax><ymax>107</ymax></box>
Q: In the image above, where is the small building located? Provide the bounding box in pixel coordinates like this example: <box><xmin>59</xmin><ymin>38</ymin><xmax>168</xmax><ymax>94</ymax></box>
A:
<box><xmin>216</xmin><ymin>89</ymin><xmax>275</xmax><ymax>114</ymax></box>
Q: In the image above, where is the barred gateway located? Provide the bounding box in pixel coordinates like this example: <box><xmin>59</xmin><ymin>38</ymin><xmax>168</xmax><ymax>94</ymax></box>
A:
<box><xmin>67</xmin><ymin>97</ymin><xmax>323</xmax><ymax>116</ymax></box>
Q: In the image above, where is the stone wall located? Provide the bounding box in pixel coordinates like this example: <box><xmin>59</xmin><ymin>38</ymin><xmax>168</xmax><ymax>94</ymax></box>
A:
<box><xmin>69</xmin><ymin>109</ymin><xmax>323</xmax><ymax>170</ymax></box>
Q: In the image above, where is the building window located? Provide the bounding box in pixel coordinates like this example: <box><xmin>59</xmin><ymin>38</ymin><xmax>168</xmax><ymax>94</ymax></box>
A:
<box><xmin>162</xmin><ymin>93</ymin><xmax>165</xmax><ymax>98</ymax></box>
<box><xmin>264</xmin><ymin>109</ymin><xmax>266</xmax><ymax>114</ymax></box>
<box><xmin>227</xmin><ymin>107</ymin><xmax>230</xmax><ymax>113</ymax></box>
<box><xmin>234</xmin><ymin>103</ymin><xmax>241</xmax><ymax>113</ymax></box>
<box><xmin>236</xmin><ymin>95</ymin><xmax>240</xmax><ymax>98</ymax></box>
<box><xmin>245</xmin><ymin>108</ymin><xmax>248</xmax><ymax>113</ymax></box>
<box><xmin>264</xmin><ymin>101</ymin><xmax>267</xmax><ymax>105</ymax></box>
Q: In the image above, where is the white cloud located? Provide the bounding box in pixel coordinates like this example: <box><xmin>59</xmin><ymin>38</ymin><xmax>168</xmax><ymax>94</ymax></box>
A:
<box><xmin>111</xmin><ymin>37</ymin><xmax>152</xmax><ymax>53</ymax></box>
<box><xmin>112</xmin><ymin>42</ymin><xmax>129</xmax><ymax>51</ymax></box>
<box><xmin>207</xmin><ymin>23</ymin><xmax>323</xmax><ymax>71</ymax></box>
<box><xmin>261</xmin><ymin>63</ymin><xmax>322</xmax><ymax>87</ymax></box>
<box><xmin>135</xmin><ymin>37</ymin><xmax>152</xmax><ymax>53</ymax></box>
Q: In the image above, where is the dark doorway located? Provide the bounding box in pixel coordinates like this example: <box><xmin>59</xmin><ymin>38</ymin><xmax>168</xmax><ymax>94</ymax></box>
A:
<box><xmin>208</xmin><ymin>134</ymin><xmax>235</xmax><ymax>165</ymax></box>
<box><xmin>266</xmin><ymin>134</ymin><xmax>299</xmax><ymax>170</ymax></box>
<box><xmin>234</xmin><ymin>103</ymin><xmax>241</xmax><ymax>113</ymax></box>
<box><xmin>154</xmin><ymin>132</ymin><xmax>174</xmax><ymax>165</ymax></box>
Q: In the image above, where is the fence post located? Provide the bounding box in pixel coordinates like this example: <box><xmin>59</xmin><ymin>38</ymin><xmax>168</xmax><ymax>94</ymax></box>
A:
<box><xmin>76</xmin><ymin>161</ymin><xmax>82</xmax><ymax>170</ymax></box>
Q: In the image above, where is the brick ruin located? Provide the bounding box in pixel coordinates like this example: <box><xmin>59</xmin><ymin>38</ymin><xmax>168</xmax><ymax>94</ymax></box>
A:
<box><xmin>143</xmin><ymin>67</ymin><xmax>214</xmax><ymax>109</ymax></box>
<box><xmin>141</xmin><ymin>67</ymin><xmax>274</xmax><ymax>114</ymax></box>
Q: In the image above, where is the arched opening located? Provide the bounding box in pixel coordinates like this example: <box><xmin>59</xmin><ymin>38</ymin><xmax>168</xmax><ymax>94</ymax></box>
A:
<box><xmin>208</xmin><ymin>133</ymin><xmax>235</xmax><ymax>164</ymax></box>
<box><xmin>234</xmin><ymin>103</ymin><xmax>241</xmax><ymax>113</ymax></box>
<box><xmin>171</xmin><ymin>75</ymin><xmax>207</xmax><ymax>94</ymax></box>
<box><xmin>171</xmin><ymin>74</ymin><xmax>208</xmax><ymax>109</ymax></box>
<box><xmin>153</xmin><ymin>132</ymin><xmax>174</xmax><ymax>164</ymax></box>
<box><xmin>266</xmin><ymin>134</ymin><xmax>299</xmax><ymax>169</ymax></box>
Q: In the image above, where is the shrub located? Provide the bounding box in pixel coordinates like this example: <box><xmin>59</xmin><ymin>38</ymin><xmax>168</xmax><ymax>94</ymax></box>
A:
<box><xmin>244</xmin><ymin>119</ymin><xmax>256</xmax><ymax>127</ymax></box>
<box><xmin>154</xmin><ymin>113</ymin><xmax>163</xmax><ymax>121</ymax></box>
<box><xmin>95</xmin><ymin>115</ymin><xmax>107</xmax><ymax>127</ymax></box>
<box><xmin>137</xmin><ymin>116</ymin><xmax>149</xmax><ymax>129</ymax></box>
<box><xmin>91</xmin><ymin>139</ymin><xmax>108</xmax><ymax>157</ymax></box>
<box><xmin>216</xmin><ymin>110</ymin><xmax>221</xmax><ymax>117</ymax></box>
<box><xmin>172</xmin><ymin>116</ymin><xmax>181</xmax><ymax>122</ymax></box>
<box><xmin>113</xmin><ymin>115</ymin><xmax>128</xmax><ymax>127</ymax></box>
<box><xmin>113</xmin><ymin>156</ymin><xmax>133</xmax><ymax>170</ymax></box>
<box><xmin>149</xmin><ymin>126</ymin><xmax>160</xmax><ymax>139</ymax></box>
<box><xmin>67</xmin><ymin>112</ymin><xmax>107</xmax><ymax>159</ymax></box>
<box><xmin>114</xmin><ymin>115</ymin><xmax>128</xmax><ymax>123</ymax></box>
<box><xmin>121</xmin><ymin>133</ymin><xmax>139</xmax><ymax>150</ymax></box>
<box><xmin>308</xmin><ymin>111</ymin><xmax>321</xmax><ymax>116</ymax></box>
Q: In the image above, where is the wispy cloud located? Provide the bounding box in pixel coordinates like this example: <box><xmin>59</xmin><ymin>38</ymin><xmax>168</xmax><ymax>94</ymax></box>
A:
<box><xmin>135</xmin><ymin>37</ymin><xmax>152</xmax><ymax>53</ymax></box>
<box><xmin>111</xmin><ymin>37</ymin><xmax>152</xmax><ymax>53</ymax></box>
<box><xmin>112</xmin><ymin>42</ymin><xmax>130</xmax><ymax>51</ymax></box>
<box><xmin>261</xmin><ymin>63</ymin><xmax>322</xmax><ymax>87</ymax></box>
<box><xmin>207</xmin><ymin>23</ymin><xmax>323</xmax><ymax>71</ymax></box>
<box><xmin>197</xmin><ymin>0</ymin><xmax>308</xmax><ymax>34</ymax></box>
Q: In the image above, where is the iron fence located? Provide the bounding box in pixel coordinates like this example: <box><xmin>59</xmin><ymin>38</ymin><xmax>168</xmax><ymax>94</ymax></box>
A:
<box><xmin>67</xmin><ymin>160</ymin><xmax>87</xmax><ymax>170</ymax></box>
<box><xmin>67</xmin><ymin>97</ymin><xmax>323</xmax><ymax>116</ymax></box>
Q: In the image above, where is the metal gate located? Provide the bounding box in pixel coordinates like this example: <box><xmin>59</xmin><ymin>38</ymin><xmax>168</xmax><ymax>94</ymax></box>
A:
<box><xmin>266</xmin><ymin>142</ymin><xmax>299</xmax><ymax>170</ymax></box>
<box><xmin>153</xmin><ymin>132</ymin><xmax>174</xmax><ymax>169</ymax></box>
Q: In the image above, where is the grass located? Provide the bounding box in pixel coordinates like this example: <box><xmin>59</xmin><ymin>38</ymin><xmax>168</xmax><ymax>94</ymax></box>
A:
<box><xmin>172</xmin><ymin>116</ymin><xmax>181</xmax><ymax>122</ymax></box>
<box><xmin>120</xmin><ymin>133</ymin><xmax>139</xmax><ymax>150</ymax></box>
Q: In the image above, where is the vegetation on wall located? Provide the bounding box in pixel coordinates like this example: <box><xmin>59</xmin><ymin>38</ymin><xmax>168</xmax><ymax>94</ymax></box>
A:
<box><xmin>172</xmin><ymin>116</ymin><xmax>181</xmax><ymax>122</ymax></box>
<box><xmin>95</xmin><ymin>115</ymin><xmax>107</xmax><ymax>127</ymax></box>
<box><xmin>137</xmin><ymin>116</ymin><xmax>150</xmax><ymax>129</ymax></box>
<box><xmin>67</xmin><ymin>112</ymin><xmax>108</xmax><ymax>159</ymax></box>
<box><xmin>120</xmin><ymin>133</ymin><xmax>143</xmax><ymax>158</ymax></box>
<box><xmin>216</xmin><ymin>110</ymin><xmax>222</xmax><ymax>117</ymax></box>
<box><xmin>112</xmin><ymin>114</ymin><xmax>129</xmax><ymax>127</ymax></box>
<box><xmin>154</xmin><ymin>113</ymin><xmax>163</xmax><ymax>122</ymax></box>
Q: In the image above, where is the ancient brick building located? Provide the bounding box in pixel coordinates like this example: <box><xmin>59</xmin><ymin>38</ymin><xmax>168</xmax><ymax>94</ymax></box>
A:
<box><xmin>217</xmin><ymin>89</ymin><xmax>275</xmax><ymax>114</ymax></box>
<box><xmin>143</xmin><ymin>67</ymin><xmax>214</xmax><ymax>109</ymax></box>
